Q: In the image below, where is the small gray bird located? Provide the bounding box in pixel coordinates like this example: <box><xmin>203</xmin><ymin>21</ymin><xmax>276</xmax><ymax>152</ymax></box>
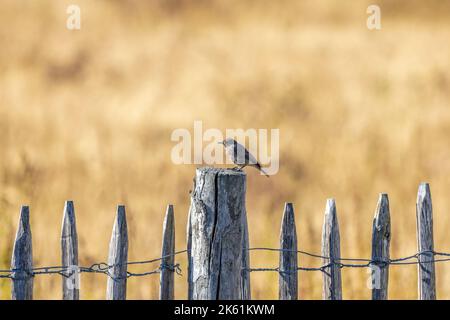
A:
<box><xmin>219</xmin><ymin>138</ymin><xmax>269</xmax><ymax>177</ymax></box>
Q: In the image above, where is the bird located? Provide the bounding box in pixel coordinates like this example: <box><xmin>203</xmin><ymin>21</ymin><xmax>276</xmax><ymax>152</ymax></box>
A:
<box><xmin>219</xmin><ymin>138</ymin><xmax>269</xmax><ymax>177</ymax></box>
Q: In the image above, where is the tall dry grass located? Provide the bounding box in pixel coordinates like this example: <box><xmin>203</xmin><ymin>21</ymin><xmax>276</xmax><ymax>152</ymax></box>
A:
<box><xmin>1</xmin><ymin>0</ymin><xmax>450</xmax><ymax>299</ymax></box>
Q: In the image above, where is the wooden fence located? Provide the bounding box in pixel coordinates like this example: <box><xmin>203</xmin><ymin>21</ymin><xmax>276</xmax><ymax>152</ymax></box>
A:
<box><xmin>0</xmin><ymin>167</ymin><xmax>440</xmax><ymax>300</ymax></box>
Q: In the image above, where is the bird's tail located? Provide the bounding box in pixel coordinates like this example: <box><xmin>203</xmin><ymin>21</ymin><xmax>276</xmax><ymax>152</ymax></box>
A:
<box><xmin>256</xmin><ymin>163</ymin><xmax>270</xmax><ymax>178</ymax></box>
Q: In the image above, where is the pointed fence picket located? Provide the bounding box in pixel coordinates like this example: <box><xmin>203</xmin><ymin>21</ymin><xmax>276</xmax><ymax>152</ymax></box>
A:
<box><xmin>279</xmin><ymin>203</ymin><xmax>297</xmax><ymax>300</ymax></box>
<box><xmin>160</xmin><ymin>205</ymin><xmax>175</xmax><ymax>300</ymax></box>
<box><xmin>321</xmin><ymin>199</ymin><xmax>342</xmax><ymax>300</ymax></box>
<box><xmin>61</xmin><ymin>200</ymin><xmax>79</xmax><ymax>300</ymax></box>
<box><xmin>11</xmin><ymin>206</ymin><xmax>33</xmax><ymax>300</ymax></box>
<box><xmin>371</xmin><ymin>194</ymin><xmax>391</xmax><ymax>300</ymax></box>
<box><xmin>106</xmin><ymin>205</ymin><xmax>128</xmax><ymax>300</ymax></box>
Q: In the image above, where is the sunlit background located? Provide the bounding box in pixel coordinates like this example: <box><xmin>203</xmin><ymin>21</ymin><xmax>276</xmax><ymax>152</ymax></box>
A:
<box><xmin>1</xmin><ymin>0</ymin><xmax>450</xmax><ymax>299</ymax></box>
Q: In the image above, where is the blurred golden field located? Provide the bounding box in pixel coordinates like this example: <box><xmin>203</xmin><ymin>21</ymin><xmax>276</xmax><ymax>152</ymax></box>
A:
<box><xmin>1</xmin><ymin>0</ymin><xmax>450</xmax><ymax>299</ymax></box>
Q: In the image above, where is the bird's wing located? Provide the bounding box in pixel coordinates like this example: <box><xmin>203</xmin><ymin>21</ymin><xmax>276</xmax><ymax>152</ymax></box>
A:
<box><xmin>235</xmin><ymin>141</ymin><xmax>258</xmax><ymax>165</ymax></box>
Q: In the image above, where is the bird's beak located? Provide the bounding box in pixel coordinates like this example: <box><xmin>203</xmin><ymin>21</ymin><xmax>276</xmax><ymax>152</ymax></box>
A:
<box><xmin>218</xmin><ymin>141</ymin><xmax>224</xmax><ymax>145</ymax></box>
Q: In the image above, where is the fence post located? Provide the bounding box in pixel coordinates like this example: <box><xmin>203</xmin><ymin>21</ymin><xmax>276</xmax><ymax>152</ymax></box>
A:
<box><xmin>371</xmin><ymin>193</ymin><xmax>390</xmax><ymax>300</ymax></box>
<box><xmin>160</xmin><ymin>204</ymin><xmax>175</xmax><ymax>300</ymax></box>
<box><xmin>279</xmin><ymin>203</ymin><xmax>298</xmax><ymax>300</ymax></box>
<box><xmin>416</xmin><ymin>182</ymin><xmax>436</xmax><ymax>300</ymax></box>
<box><xmin>187</xmin><ymin>201</ymin><xmax>193</xmax><ymax>300</ymax></box>
<box><xmin>106</xmin><ymin>205</ymin><xmax>128</xmax><ymax>300</ymax></box>
<box><xmin>321</xmin><ymin>199</ymin><xmax>342</xmax><ymax>300</ymax></box>
<box><xmin>11</xmin><ymin>206</ymin><xmax>33</xmax><ymax>300</ymax></box>
<box><xmin>187</xmin><ymin>167</ymin><xmax>247</xmax><ymax>299</ymax></box>
<box><xmin>61</xmin><ymin>200</ymin><xmax>79</xmax><ymax>300</ymax></box>
<box><xmin>241</xmin><ymin>212</ymin><xmax>251</xmax><ymax>300</ymax></box>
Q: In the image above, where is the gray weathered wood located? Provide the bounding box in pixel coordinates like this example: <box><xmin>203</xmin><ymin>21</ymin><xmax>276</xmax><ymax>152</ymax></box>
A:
<box><xmin>11</xmin><ymin>206</ymin><xmax>33</xmax><ymax>300</ymax></box>
<box><xmin>160</xmin><ymin>204</ymin><xmax>175</xmax><ymax>300</ymax></box>
<box><xmin>241</xmin><ymin>210</ymin><xmax>251</xmax><ymax>299</ymax></box>
<box><xmin>61</xmin><ymin>200</ymin><xmax>79</xmax><ymax>300</ymax></box>
<box><xmin>106</xmin><ymin>205</ymin><xmax>128</xmax><ymax>300</ymax></box>
<box><xmin>321</xmin><ymin>199</ymin><xmax>342</xmax><ymax>300</ymax></box>
<box><xmin>187</xmin><ymin>176</ymin><xmax>196</xmax><ymax>300</ymax></box>
<box><xmin>188</xmin><ymin>167</ymin><xmax>247</xmax><ymax>300</ymax></box>
<box><xmin>187</xmin><ymin>201</ymin><xmax>193</xmax><ymax>300</ymax></box>
<box><xmin>371</xmin><ymin>193</ymin><xmax>390</xmax><ymax>300</ymax></box>
<box><xmin>279</xmin><ymin>203</ymin><xmax>298</xmax><ymax>300</ymax></box>
<box><xmin>416</xmin><ymin>183</ymin><xmax>436</xmax><ymax>300</ymax></box>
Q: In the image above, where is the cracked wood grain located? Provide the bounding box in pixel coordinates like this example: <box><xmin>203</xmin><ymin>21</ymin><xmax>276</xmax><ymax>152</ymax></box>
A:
<box><xmin>160</xmin><ymin>204</ymin><xmax>175</xmax><ymax>300</ymax></box>
<box><xmin>187</xmin><ymin>167</ymin><xmax>248</xmax><ymax>300</ymax></box>
<box><xmin>371</xmin><ymin>194</ymin><xmax>390</xmax><ymax>300</ymax></box>
<box><xmin>321</xmin><ymin>199</ymin><xmax>342</xmax><ymax>300</ymax></box>
<box><xmin>106</xmin><ymin>205</ymin><xmax>128</xmax><ymax>300</ymax></box>
<box><xmin>279</xmin><ymin>202</ymin><xmax>298</xmax><ymax>300</ymax></box>
<box><xmin>416</xmin><ymin>183</ymin><xmax>436</xmax><ymax>300</ymax></box>
<box><xmin>11</xmin><ymin>206</ymin><xmax>33</xmax><ymax>300</ymax></box>
<box><xmin>61</xmin><ymin>200</ymin><xmax>79</xmax><ymax>300</ymax></box>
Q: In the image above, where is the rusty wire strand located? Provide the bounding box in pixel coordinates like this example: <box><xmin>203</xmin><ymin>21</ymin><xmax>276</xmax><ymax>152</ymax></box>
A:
<box><xmin>1</xmin><ymin>248</ymin><xmax>449</xmax><ymax>278</ymax></box>
<box><xmin>244</xmin><ymin>248</ymin><xmax>448</xmax><ymax>273</ymax></box>
<box><xmin>0</xmin><ymin>250</ymin><xmax>187</xmax><ymax>279</ymax></box>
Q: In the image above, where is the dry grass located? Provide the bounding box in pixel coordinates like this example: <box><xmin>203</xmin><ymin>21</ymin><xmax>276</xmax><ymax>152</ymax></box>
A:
<box><xmin>1</xmin><ymin>0</ymin><xmax>450</xmax><ymax>299</ymax></box>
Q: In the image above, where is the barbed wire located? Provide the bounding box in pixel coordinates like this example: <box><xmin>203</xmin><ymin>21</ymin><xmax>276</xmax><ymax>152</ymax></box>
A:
<box><xmin>2</xmin><ymin>247</ymin><xmax>450</xmax><ymax>279</ymax></box>
<box><xmin>244</xmin><ymin>248</ymin><xmax>450</xmax><ymax>274</ymax></box>
<box><xmin>0</xmin><ymin>250</ymin><xmax>187</xmax><ymax>280</ymax></box>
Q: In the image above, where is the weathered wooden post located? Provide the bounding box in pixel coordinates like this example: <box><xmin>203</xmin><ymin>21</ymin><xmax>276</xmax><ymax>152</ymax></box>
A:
<box><xmin>371</xmin><ymin>193</ymin><xmax>390</xmax><ymax>300</ymax></box>
<box><xmin>106</xmin><ymin>205</ymin><xmax>128</xmax><ymax>300</ymax></box>
<box><xmin>416</xmin><ymin>183</ymin><xmax>436</xmax><ymax>300</ymax></box>
<box><xmin>187</xmin><ymin>201</ymin><xmax>193</xmax><ymax>300</ymax></box>
<box><xmin>279</xmin><ymin>203</ymin><xmax>298</xmax><ymax>300</ymax></box>
<box><xmin>187</xmin><ymin>167</ymin><xmax>249</xmax><ymax>300</ymax></box>
<box><xmin>321</xmin><ymin>199</ymin><xmax>342</xmax><ymax>300</ymax></box>
<box><xmin>11</xmin><ymin>206</ymin><xmax>33</xmax><ymax>300</ymax></box>
<box><xmin>61</xmin><ymin>200</ymin><xmax>79</xmax><ymax>300</ymax></box>
<box><xmin>160</xmin><ymin>204</ymin><xmax>175</xmax><ymax>300</ymax></box>
<box><xmin>241</xmin><ymin>212</ymin><xmax>251</xmax><ymax>300</ymax></box>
